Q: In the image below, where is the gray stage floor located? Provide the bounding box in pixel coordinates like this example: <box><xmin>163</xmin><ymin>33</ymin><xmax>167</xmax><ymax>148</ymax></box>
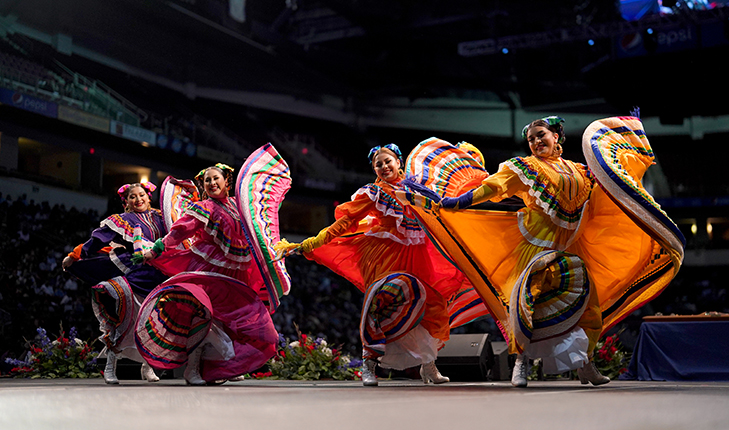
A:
<box><xmin>2</xmin><ymin>378</ymin><xmax>729</xmax><ymax>430</ymax></box>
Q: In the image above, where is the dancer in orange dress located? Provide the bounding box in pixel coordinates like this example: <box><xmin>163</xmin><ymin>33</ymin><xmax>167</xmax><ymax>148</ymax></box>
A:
<box><xmin>275</xmin><ymin>144</ymin><xmax>468</xmax><ymax>386</ymax></box>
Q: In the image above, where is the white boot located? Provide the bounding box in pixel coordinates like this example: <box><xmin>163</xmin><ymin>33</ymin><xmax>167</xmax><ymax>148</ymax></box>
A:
<box><xmin>184</xmin><ymin>345</ymin><xmax>206</xmax><ymax>386</ymax></box>
<box><xmin>511</xmin><ymin>354</ymin><xmax>528</xmax><ymax>388</ymax></box>
<box><xmin>141</xmin><ymin>362</ymin><xmax>160</xmax><ymax>382</ymax></box>
<box><xmin>420</xmin><ymin>361</ymin><xmax>450</xmax><ymax>384</ymax></box>
<box><xmin>361</xmin><ymin>358</ymin><xmax>378</xmax><ymax>386</ymax></box>
<box><xmin>577</xmin><ymin>361</ymin><xmax>610</xmax><ymax>386</ymax></box>
<box><xmin>104</xmin><ymin>351</ymin><xmax>119</xmax><ymax>385</ymax></box>
<box><xmin>228</xmin><ymin>375</ymin><xmax>245</xmax><ymax>382</ymax></box>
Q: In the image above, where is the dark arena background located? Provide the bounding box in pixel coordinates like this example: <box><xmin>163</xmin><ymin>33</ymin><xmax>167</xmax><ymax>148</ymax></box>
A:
<box><xmin>1</xmin><ymin>1</ymin><xmax>728</xmax><ymax>429</ymax></box>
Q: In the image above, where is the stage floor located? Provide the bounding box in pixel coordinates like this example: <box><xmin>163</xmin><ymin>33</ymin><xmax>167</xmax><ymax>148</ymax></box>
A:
<box><xmin>2</xmin><ymin>378</ymin><xmax>728</xmax><ymax>430</ymax></box>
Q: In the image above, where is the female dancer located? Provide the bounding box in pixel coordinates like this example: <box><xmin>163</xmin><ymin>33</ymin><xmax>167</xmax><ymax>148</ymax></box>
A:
<box><xmin>137</xmin><ymin>145</ymin><xmax>290</xmax><ymax>385</ymax></box>
<box><xmin>400</xmin><ymin>116</ymin><xmax>684</xmax><ymax>387</ymax></box>
<box><xmin>62</xmin><ymin>182</ymin><xmax>167</xmax><ymax>384</ymax></box>
<box><xmin>275</xmin><ymin>144</ymin><xmax>467</xmax><ymax>386</ymax></box>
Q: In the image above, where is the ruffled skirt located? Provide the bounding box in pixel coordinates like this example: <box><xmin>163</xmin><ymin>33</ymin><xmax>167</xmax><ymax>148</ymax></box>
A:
<box><xmin>135</xmin><ymin>271</ymin><xmax>278</xmax><ymax>382</ymax></box>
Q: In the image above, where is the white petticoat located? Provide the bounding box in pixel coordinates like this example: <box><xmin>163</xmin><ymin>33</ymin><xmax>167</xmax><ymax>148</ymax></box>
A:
<box><xmin>377</xmin><ymin>325</ymin><xmax>441</xmax><ymax>370</ymax></box>
<box><xmin>524</xmin><ymin>326</ymin><xmax>589</xmax><ymax>374</ymax></box>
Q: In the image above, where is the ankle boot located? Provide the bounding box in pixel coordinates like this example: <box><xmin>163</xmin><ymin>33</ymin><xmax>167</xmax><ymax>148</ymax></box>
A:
<box><xmin>577</xmin><ymin>361</ymin><xmax>610</xmax><ymax>386</ymax></box>
<box><xmin>184</xmin><ymin>345</ymin><xmax>206</xmax><ymax>386</ymax></box>
<box><xmin>420</xmin><ymin>361</ymin><xmax>450</xmax><ymax>384</ymax></box>
<box><xmin>511</xmin><ymin>354</ymin><xmax>528</xmax><ymax>388</ymax></box>
<box><xmin>141</xmin><ymin>362</ymin><xmax>160</xmax><ymax>382</ymax></box>
<box><xmin>104</xmin><ymin>351</ymin><xmax>119</xmax><ymax>385</ymax></box>
<box><xmin>361</xmin><ymin>358</ymin><xmax>378</xmax><ymax>386</ymax></box>
<box><xmin>228</xmin><ymin>375</ymin><xmax>245</xmax><ymax>382</ymax></box>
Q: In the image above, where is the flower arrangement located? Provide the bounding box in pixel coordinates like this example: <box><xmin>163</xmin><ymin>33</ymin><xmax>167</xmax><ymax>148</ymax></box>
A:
<box><xmin>591</xmin><ymin>333</ymin><xmax>630</xmax><ymax>380</ymax></box>
<box><xmin>260</xmin><ymin>330</ymin><xmax>362</xmax><ymax>381</ymax></box>
<box><xmin>4</xmin><ymin>326</ymin><xmax>101</xmax><ymax>379</ymax></box>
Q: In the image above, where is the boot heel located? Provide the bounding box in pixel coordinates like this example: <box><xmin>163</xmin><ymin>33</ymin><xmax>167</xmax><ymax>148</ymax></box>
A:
<box><xmin>141</xmin><ymin>362</ymin><xmax>160</xmax><ymax>382</ymax></box>
<box><xmin>577</xmin><ymin>368</ymin><xmax>588</xmax><ymax>384</ymax></box>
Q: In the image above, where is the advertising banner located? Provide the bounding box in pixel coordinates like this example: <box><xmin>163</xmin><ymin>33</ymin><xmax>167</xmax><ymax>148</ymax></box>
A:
<box><xmin>57</xmin><ymin>105</ymin><xmax>110</xmax><ymax>133</ymax></box>
<box><xmin>110</xmin><ymin>120</ymin><xmax>157</xmax><ymax>146</ymax></box>
<box><xmin>0</xmin><ymin>88</ymin><xmax>58</xmax><ymax>118</ymax></box>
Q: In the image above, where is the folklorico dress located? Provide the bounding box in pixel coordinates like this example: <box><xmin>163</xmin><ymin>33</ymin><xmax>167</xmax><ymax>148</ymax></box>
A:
<box><xmin>400</xmin><ymin>117</ymin><xmax>685</xmax><ymax>374</ymax></box>
<box><xmin>135</xmin><ymin>144</ymin><xmax>291</xmax><ymax>382</ymax></box>
<box><xmin>304</xmin><ymin>176</ymin><xmax>469</xmax><ymax>369</ymax></box>
<box><xmin>66</xmin><ymin>209</ymin><xmax>168</xmax><ymax>360</ymax></box>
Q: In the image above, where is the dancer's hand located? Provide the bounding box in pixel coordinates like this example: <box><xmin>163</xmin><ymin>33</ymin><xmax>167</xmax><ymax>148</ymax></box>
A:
<box><xmin>61</xmin><ymin>256</ymin><xmax>75</xmax><ymax>271</ymax></box>
<box><xmin>394</xmin><ymin>188</ymin><xmax>441</xmax><ymax>212</ymax></box>
<box><xmin>440</xmin><ymin>190</ymin><xmax>475</xmax><ymax>209</ymax></box>
<box><xmin>132</xmin><ymin>240</ymin><xmax>165</xmax><ymax>265</ymax></box>
<box><xmin>273</xmin><ymin>238</ymin><xmax>302</xmax><ymax>260</ymax></box>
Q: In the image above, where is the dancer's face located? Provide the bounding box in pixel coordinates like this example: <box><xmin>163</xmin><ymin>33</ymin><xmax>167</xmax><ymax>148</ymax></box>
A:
<box><xmin>372</xmin><ymin>150</ymin><xmax>401</xmax><ymax>183</ymax></box>
<box><xmin>527</xmin><ymin>125</ymin><xmax>559</xmax><ymax>158</ymax></box>
<box><xmin>204</xmin><ymin>169</ymin><xmax>228</xmax><ymax>199</ymax></box>
<box><xmin>125</xmin><ymin>186</ymin><xmax>151</xmax><ymax>213</ymax></box>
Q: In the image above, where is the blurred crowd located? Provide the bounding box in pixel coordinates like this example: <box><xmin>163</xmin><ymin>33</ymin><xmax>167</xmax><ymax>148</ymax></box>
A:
<box><xmin>0</xmin><ymin>192</ymin><xmax>101</xmax><ymax>369</ymax></box>
<box><xmin>2</xmin><ymin>193</ymin><xmax>728</xmax><ymax>371</ymax></box>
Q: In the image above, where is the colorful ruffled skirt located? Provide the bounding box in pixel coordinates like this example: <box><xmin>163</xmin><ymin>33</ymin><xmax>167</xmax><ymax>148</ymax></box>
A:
<box><xmin>134</xmin><ymin>271</ymin><xmax>278</xmax><ymax>382</ymax></box>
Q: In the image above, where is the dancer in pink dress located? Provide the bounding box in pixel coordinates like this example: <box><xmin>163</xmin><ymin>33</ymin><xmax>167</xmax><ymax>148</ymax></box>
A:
<box><xmin>136</xmin><ymin>145</ymin><xmax>291</xmax><ymax>385</ymax></box>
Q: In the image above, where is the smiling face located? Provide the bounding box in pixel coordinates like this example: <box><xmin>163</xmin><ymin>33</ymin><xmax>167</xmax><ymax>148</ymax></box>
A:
<box><xmin>204</xmin><ymin>168</ymin><xmax>228</xmax><ymax>199</ymax></box>
<box><xmin>527</xmin><ymin>125</ymin><xmax>560</xmax><ymax>158</ymax></box>
<box><xmin>125</xmin><ymin>186</ymin><xmax>151</xmax><ymax>213</ymax></box>
<box><xmin>372</xmin><ymin>149</ymin><xmax>402</xmax><ymax>183</ymax></box>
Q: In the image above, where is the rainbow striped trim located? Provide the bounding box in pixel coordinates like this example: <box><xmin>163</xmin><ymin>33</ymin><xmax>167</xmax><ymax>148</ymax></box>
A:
<box><xmin>160</xmin><ymin>176</ymin><xmax>199</xmax><ymax>250</ymax></box>
<box><xmin>405</xmin><ymin>137</ymin><xmax>488</xmax><ymax>196</ymax></box>
<box><xmin>360</xmin><ymin>273</ymin><xmax>427</xmax><ymax>356</ymax></box>
<box><xmin>509</xmin><ymin>251</ymin><xmax>590</xmax><ymax>354</ymax></box>
<box><xmin>354</xmin><ymin>183</ymin><xmax>426</xmax><ymax>245</ymax></box>
<box><xmin>235</xmin><ymin>143</ymin><xmax>292</xmax><ymax>313</ymax></box>
<box><xmin>447</xmin><ymin>286</ymin><xmax>489</xmax><ymax>329</ymax></box>
<box><xmin>582</xmin><ymin>116</ymin><xmax>685</xmax><ymax>258</ymax></box>
<box><xmin>502</xmin><ymin>157</ymin><xmax>592</xmax><ymax>229</ymax></box>
<box><xmin>91</xmin><ymin>276</ymin><xmax>135</xmax><ymax>350</ymax></box>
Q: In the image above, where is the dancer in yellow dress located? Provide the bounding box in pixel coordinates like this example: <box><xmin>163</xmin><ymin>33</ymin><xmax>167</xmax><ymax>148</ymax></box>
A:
<box><xmin>399</xmin><ymin>115</ymin><xmax>685</xmax><ymax>387</ymax></box>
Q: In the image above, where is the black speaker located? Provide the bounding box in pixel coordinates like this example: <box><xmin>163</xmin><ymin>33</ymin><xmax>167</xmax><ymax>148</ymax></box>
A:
<box><xmin>489</xmin><ymin>341</ymin><xmax>511</xmax><ymax>381</ymax></box>
<box><xmin>435</xmin><ymin>333</ymin><xmax>494</xmax><ymax>381</ymax></box>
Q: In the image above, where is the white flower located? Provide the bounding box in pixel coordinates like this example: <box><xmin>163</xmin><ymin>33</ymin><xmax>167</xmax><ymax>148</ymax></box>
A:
<box><xmin>322</xmin><ymin>347</ymin><xmax>332</xmax><ymax>357</ymax></box>
<box><xmin>319</xmin><ymin>339</ymin><xmax>327</xmax><ymax>347</ymax></box>
<box><xmin>340</xmin><ymin>356</ymin><xmax>351</xmax><ymax>365</ymax></box>
<box><xmin>289</xmin><ymin>341</ymin><xmax>300</xmax><ymax>348</ymax></box>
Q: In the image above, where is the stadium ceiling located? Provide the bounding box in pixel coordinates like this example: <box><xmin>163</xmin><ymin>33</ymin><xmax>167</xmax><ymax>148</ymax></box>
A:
<box><xmin>1</xmin><ymin>0</ymin><xmax>728</xmax><ymax>136</ymax></box>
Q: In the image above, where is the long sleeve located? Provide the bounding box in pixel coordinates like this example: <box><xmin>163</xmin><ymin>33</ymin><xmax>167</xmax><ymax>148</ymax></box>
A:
<box><xmin>468</xmin><ymin>166</ymin><xmax>531</xmax><ymax>206</ymax></box>
<box><xmin>81</xmin><ymin>226</ymin><xmax>119</xmax><ymax>258</ymax></box>
<box><xmin>301</xmin><ymin>192</ymin><xmax>376</xmax><ymax>253</ymax></box>
<box><xmin>161</xmin><ymin>212</ymin><xmax>204</xmax><ymax>251</ymax></box>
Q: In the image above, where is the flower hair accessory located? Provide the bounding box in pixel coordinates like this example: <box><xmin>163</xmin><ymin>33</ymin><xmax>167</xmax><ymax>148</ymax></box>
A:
<box><xmin>368</xmin><ymin>143</ymin><xmax>403</xmax><ymax>165</ymax></box>
<box><xmin>521</xmin><ymin>116</ymin><xmax>566</xmax><ymax>144</ymax></box>
<box><xmin>195</xmin><ymin>163</ymin><xmax>235</xmax><ymax>182</ymax></box>
<box><xmin>117</xmin><ymin>182</ymin><xmax>157</xmax><ymax>203</ymax></box>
